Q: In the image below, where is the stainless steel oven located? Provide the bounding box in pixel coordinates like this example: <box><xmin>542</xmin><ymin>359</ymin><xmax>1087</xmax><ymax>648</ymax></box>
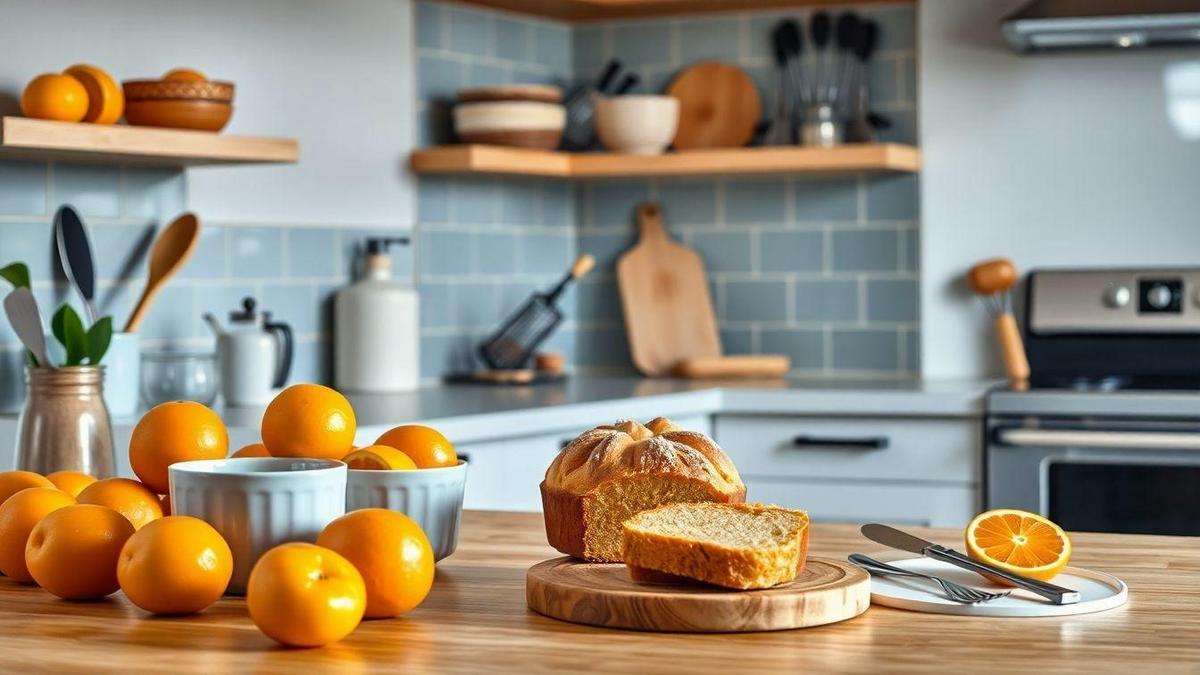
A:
<box><xmin>984</xmin><ymin>267</ymin><xmax>1200</xmax><ymax>537</ymax></box>
<box><xmin>987</xmin><ymin>414</ymin><xmax>1200</xmax><ymax>536</ymax></box>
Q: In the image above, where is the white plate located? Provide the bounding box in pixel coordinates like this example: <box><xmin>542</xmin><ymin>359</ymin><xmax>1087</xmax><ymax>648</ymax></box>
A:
<box><xmin>864</xmin><ymin>555</ymin><xmax>1128</xmax><ymax>617</ymax></box>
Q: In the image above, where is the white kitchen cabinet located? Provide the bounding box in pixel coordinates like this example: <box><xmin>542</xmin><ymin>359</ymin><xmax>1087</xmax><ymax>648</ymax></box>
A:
<box><xmin>715</xmin><ymin>414</ymin><xmax>981</xmax><ymax>527</ymax></box>
<box><xmin>458</xmin><ymin>414</ymin><xmax>712</xmax><ymax>512</ymax></box>
<box><xmin>743</xmin><ymin>479</ymin><xmax>978</xmax><ymax>528</ymax></box>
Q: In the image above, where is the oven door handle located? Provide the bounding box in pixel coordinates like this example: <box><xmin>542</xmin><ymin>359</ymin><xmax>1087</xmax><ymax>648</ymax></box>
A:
<box><xmin>995</xmin><ymin>428</ymin><xmax>1200</xmax><ymax>451</ymax></box>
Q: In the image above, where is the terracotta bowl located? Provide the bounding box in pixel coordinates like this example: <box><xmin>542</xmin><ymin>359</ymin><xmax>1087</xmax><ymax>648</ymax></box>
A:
<box><xmin>124</xmin><ymin>99</ymin><xmax>232</xmax><ymax>132</ymax></box>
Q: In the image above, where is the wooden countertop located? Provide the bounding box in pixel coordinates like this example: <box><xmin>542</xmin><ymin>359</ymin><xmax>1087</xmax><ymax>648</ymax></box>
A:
<box><xmin>0</xmin><ymin>511</ymin><xmax>1197</xmax><ymax>673</ymax></box>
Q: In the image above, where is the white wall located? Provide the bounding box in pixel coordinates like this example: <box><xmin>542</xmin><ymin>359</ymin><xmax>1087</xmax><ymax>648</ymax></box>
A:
<box><xmin>919</xmin><ymin>0</ymin><xmax>1200</xmax><ymax>377</ymax></box>
<box><xmin>0</xmin><ymin>0</ymin><xmax>414</xmax><ymax>228</ymax></box>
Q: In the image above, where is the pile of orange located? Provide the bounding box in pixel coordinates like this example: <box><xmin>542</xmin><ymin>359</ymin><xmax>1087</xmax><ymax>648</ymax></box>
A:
<box><xmin>0</xmin><ymin>384</ymin><xmax>447</xmax><ymax>649</ymax></box>
<box><xmin>22</xmin><ymin>64</ymin><xmax>123</xmax><ymax>124</ymax></box>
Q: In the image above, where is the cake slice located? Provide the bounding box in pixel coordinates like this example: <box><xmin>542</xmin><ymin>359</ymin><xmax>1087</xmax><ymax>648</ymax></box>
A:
<box><xmin>621</xmin><ymin>502</ymin><xmax>810</xmax><ymax>590</ymax></box>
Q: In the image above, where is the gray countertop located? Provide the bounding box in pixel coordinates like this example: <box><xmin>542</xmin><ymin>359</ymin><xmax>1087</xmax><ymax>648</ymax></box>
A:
<box><xmin>203</xmin><ymin>375</ymin><xmax>996</xmax><ymax>443</ymax></box>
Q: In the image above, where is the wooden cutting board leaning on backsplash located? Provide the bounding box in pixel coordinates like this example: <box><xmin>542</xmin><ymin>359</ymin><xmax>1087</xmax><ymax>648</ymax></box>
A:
<box><xmin>616</xmin><ymin>202</ymin><xmax>790</xmax><ymax>378</ymax></box>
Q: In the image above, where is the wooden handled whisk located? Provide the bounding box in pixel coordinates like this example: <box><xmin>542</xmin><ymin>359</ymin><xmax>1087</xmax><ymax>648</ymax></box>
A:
<box><xmin>967</xmin><ymin>258</ymin><xmax>1030</xmax><ymax>383</ymax></box>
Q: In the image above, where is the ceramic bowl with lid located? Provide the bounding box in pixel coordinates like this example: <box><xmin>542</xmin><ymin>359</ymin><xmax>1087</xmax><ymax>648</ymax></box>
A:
<box><xmin>169</xmin><ymin>457</ymin><xmax>347</xmax><ymax>594</ymax></box>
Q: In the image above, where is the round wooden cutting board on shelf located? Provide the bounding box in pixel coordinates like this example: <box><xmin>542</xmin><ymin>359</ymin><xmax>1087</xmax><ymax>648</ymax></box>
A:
<box><xmin>666</xmin><ymin>61</ymin><xmax>762</xmax><ymax>150</ymax></box>
<box><xmin>526</xmin><ymin>556</ymin><xmax>870</xmax><ymax>632</ymax></box>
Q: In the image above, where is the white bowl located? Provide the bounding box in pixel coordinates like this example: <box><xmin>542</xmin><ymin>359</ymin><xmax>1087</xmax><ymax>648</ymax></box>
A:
<box><xmin>594</xmin><ymin>95</ymin><xmax>680</xmax><ymax>155</ymax></box>
<box><xmin>346</xmin><ymin>460</ymin><xmax>468</xmax><ymax>561</ymax></box>
<box><xmin>169</xmin><ymin>457</ymin><xmax>347</xmax><ymax>594</ymax></box>
<box><xmin>453</xmin><ymin>101</ymin><xmax>566</xmax><ymax>149</ymax></box>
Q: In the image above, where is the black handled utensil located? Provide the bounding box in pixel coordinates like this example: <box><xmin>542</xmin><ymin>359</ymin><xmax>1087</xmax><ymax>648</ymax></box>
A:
<box><xmin>478</xmin><ymin>254</ymin><xmax>595</xmax><ymax>370</ymax></box>
<box><xmin>860</xmin><ymin>524</ymin><xmax>1081</xmax><ymax>605</ymax></box>
<box><xmin>54</xmin><ymin>205</ymin><xmax>97</xmax><ymax>325</ymax></box>
<box><xmin>809</xmin><ymin>11</ymin><xmax>832</xmax><ymax>100</ymax></box>
<box><xmin>613</xmin><ymin>73</ymin><xmax>640</xmax><ymax>95</ymax></box>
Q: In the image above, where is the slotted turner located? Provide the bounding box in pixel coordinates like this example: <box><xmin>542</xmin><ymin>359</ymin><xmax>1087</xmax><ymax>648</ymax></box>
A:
<box><xmin>479</xmin><ymin>254</ymin><xmax>594</xmax><ymax>369</ymax></box>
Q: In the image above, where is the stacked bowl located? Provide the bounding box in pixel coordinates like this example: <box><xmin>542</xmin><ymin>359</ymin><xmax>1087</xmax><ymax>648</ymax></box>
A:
<box><xmin>453</xmin><ymin>84</ymin><xmax>565</xmax><ymax>149</ymax></box>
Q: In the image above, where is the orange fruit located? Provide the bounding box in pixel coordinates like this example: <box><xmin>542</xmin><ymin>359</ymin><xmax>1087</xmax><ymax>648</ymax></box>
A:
<box><xmin>63</xmin><ymin>64</ymin><xmax>123</xmax><ymax>124</ymax></box>
<box><xmin>0</xmin><ymin>471</ymin><xmax>55</xmax><ymax>507</ymax></box>
<box><xmin>130</xmin><ymin>401</ymin><xmax>228</xmax><ymax>494</ymax></box>
<box><xmin>231</xmin><ymin>442</ymin><xmax>271</xmax><ymax>458</ymax></box>
<box><xmin>21</xmin><ymin>73</ymin><xmax>89</xmax><ymax>122</ymax></box>
<box><xmin>965</xmin><ymin>508</ymin><xmax>1072</xmax><ymax>583</ymax></box>
<box><xmin>45</xmin><ymin>471</ymin><xmax>97</xmax><ymax>497</ymax></box>
<box><xmin>118</xmin><ymin>516</ymin><xmax>233</xmax><ymax>615</ymax></box>
<box><xmin>159</xmin><ymin>493</ymin><xmax>172</xmax><ymax>516</ymax></box>
<box><xmin>0</xmin><ymin>487</ymin><xmax>75</xmax><ymax>582</ymax></box>
<box><xmin>247</xmin><ymin>542</ymin><xmax>366</xmax><ymax>647</ymax></box>
<box><xmin>26</xmin><ymin>504</ymin><xmax>135</xmax><ymax>600</ymax></box>
<box><xmin>77</xmin><ymin>478</ymin><xmax>163</xmax><ymax>531</ymax></box>
<box><xmin>343</xmin><ymin>445</ymin><xmax>418</xmax><ymax>471</ymax></box>
<box><xmin>317</xmin><ymin>508</ymin><xmax>434</xmax><ymax>619</ymax></box>
<box><xmin>261</xmin><ymin>384</ymin><xmax>357</xmax><ymax>460</ymax></box>
<box><xmin>163</xmin><ymin>67</ymin><xmax>207</xmax><ymax>81</ymax></box>
<box><xmin>375</xmin><ymin>425</ymin><xmax>457</xmax><ymax>468</ymax></box>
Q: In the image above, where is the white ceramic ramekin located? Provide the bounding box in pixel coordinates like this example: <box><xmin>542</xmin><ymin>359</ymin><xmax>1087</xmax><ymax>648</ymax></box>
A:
<box><xmin>346</xmin><ymin>461</ymin><xmax>468</xmax><ymax>561</ymax></box>
<box><xmin>169</xmin><ymin>457</ymin><xmax>347</xmax><ymax>594</ymax></box>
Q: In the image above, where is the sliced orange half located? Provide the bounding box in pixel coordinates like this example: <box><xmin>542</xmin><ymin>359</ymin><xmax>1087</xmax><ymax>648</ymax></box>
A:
<box><xmin>343</xmin><ymin>445</ymin><xmax>418</xmax><ymax>471</ymax></box>
<box><xmin>965</xmin><ymin>508</ymin><xmax>1071</xmax><ymax>582</ymax></box>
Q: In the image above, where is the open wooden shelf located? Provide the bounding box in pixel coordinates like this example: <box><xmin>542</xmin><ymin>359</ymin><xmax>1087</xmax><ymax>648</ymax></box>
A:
<box><xmin>0</xmin><ymin>117</ymin><xmax>298</xmax><ymax>168</ymax></box>
<box><xmin>410</xmin><ymin>143</ymin><xmax>920</xmax><ymax>179</ymax></box>
<box><xmin>451</xmin><ymin>0</ymin><xmax>911</xmax><ymax>22</ymax></box>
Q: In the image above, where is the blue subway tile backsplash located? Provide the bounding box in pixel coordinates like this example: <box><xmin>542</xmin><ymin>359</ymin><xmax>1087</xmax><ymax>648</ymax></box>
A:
<box><xmin>0</xmin><ymin>2</ymin><xmax>921</xmax><ymax>395</ymax></box>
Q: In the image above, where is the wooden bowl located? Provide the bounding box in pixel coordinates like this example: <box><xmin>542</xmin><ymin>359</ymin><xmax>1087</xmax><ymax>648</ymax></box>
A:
<box><xmin>122</xmin><ymin>79</ymin><xmax>234</xmax><ymax>103</ymax></box>
<box><xmin>124</xmin><ymin>99</ymin><xmax>233</xmax><ymax>132</ymax></box>
<box><xmin>457</xmin><ymin>84</ymin><xmax>562</xmax><ymax>104</ymax></box>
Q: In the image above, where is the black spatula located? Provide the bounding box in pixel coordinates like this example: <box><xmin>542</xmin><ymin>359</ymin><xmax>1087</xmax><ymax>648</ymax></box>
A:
<box><xmin>54</xmin><ymin>205</ymin><xmax>97</xmax><ymax>325</ymax></box>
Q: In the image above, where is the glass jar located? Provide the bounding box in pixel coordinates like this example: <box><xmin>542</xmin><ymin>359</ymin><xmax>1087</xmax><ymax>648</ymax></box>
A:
<box><xmin>15</xmin><ymin>366</ymin><xmax>115</xmax><ymax>477</ymax></box>
<box><xmin>140</xmin><ymin>351</ymin><xmax>218</xmax><ymax>407</ymax></box>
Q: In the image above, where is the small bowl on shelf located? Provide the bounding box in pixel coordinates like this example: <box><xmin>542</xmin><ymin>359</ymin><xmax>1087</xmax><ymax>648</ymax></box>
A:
<box><xmin>169</xmin><ymin>457</ymin><xmax>347</xmax><ymax>594</ymax></box>
<box><xmin>122</xmin><ymin>78</ymin><xmax>235</xmax><ymax>132</ymax></box>
<box><xmin>594</xmin><ymin>94</ymin><xmax>680</xmax><ymax>155</ymax></box>
<box><xmin>345</xmin><ymin>460</ymin><xmax>468</xmax><ymax>561</ymax></box>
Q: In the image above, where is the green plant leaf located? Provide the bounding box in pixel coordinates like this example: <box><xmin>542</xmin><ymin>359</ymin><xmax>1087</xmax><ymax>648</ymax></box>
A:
<box><xmin>52</xmin><ymin>304</ymin><xmax>87</xmax><ymax>366</ymax></box>
<box><xmin>0</xmin><ymin>263</ymin><xmax>30</xmax><ymax>290</ymax></box>
<box><xmin>86</xmin><ymin>316</ymin><xmax>113</xmax><ymax>365</ymax></box>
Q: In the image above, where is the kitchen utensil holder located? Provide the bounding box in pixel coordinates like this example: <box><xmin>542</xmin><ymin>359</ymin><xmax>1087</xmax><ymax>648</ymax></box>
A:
<box><xmin>14</xmin><ymin>366</ymin><xmax>115</xmax><ymax>477</ymax></box>
<box><xmin>800</xmin><ymin>103</ymin><xmax>843</xmax><ymax>147</ymax></box>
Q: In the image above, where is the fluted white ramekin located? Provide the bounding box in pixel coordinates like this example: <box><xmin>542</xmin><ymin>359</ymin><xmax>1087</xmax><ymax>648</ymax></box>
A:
<box><xmin>169</xmin><ymin>457</ymin><xmax>347</xmax><ymax>594</ymax></box>
<box><xmin>346</xmin><ymin>460</ymin><xmax>468</xmax><ymax>561</ymax></box>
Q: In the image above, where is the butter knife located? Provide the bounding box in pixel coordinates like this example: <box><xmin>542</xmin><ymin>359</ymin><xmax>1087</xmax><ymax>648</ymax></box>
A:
<box><xmin>861</xmin><ymin>523</ymin><xmax>1081</xmax><ymax>605</ymax></box>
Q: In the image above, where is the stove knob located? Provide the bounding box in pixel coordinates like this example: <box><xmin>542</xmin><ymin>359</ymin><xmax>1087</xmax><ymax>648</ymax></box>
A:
<box><xmin>1147</xmin><ymin>284</ymin><xmax>1173</xmax><ymax>309</ymax></box>
<box><xmin>1103</xmin><ymin>285</ymin><xmax>1131</xmax><ymax>308</ymax></box>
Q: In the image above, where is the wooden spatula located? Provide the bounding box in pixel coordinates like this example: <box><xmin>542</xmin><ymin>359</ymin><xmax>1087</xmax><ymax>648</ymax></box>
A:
<box><xmin>124</xmin><ymin>213</ymin><xmax>201</xmax><ymax>333</ymax></box>
<box><xmin>617</xmin><ymin>202</ymin><xmax>722</xmax><ymax>376</ymax></box>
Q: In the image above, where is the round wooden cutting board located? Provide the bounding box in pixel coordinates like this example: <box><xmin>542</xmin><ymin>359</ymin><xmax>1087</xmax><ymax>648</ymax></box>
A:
<box><xmin>666</xmin><ymin>61</ymin><xmax>762</xmax><ymax>150</ymax></box>
<box><xmin>526</xmin><ymin>556</ymin><xmax>870</xmax><ymax>632</ymax></box>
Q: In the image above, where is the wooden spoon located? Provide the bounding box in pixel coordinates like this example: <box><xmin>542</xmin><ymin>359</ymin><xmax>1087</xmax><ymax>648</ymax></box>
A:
<box><xmin>124</xmin><ymin>213</ymin><xmax>201</xmax><ymax>333</ymax></box>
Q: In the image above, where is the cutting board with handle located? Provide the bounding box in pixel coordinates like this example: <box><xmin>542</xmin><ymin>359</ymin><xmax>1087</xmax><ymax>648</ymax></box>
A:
<box><xmin>526</xmin><ymin>556</ymin><xmax>870</xmax><ymax>632</ymax></box>
<box><xmin>617</xmin><ymin>202</ymin><xmax>721</xmax><ymax>376</ymax></box>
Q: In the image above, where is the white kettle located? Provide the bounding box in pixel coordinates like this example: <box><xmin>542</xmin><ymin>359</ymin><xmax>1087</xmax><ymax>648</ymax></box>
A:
<box><xmin>204</xmin><ymin>297</ymin><xmax>293</xmax><ymax>406</ymax></box>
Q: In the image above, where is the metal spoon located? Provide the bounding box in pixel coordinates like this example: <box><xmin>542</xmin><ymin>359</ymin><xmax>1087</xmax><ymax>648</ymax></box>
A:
<box><xmin>54</xmin><ymin>205</ymin><xmax>97</xmax><ymax>325</ymax></box>
<box><xmin>4</xmin><ymin>288</ymin><xmax>51</xmax><ymax>367</ymax></box>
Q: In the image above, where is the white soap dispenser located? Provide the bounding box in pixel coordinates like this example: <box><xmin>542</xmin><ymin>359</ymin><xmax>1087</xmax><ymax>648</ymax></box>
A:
<box><xmin>334</xmin><ymin>237</ymin><xmax>419</xmax><ymax>392</ymax></box>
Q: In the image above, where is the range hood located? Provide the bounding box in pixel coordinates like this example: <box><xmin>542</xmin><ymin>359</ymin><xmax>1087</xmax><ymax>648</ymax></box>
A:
<box><xmin>1003</xmin><ymin>0</ymin><xmax>1200</xmax><ymax>52</ymax></box>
